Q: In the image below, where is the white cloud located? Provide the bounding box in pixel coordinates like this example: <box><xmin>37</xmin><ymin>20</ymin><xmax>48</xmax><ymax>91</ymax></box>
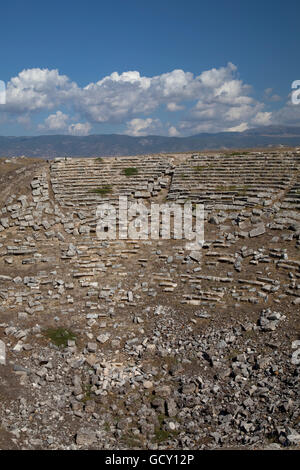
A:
<box><xmin>125</xmin><ymin>118</ymin><xmax>162</xmax><ymax>136</ymax></box>
<box><xmin>0</xmin><ymin>80</ymin><xmax>5</xmax><ymax>105</ymax></box>
<box><xmin>199</xmin><ymin>62</ymin><xmax>237</xmax><ymax>88</ymax></box>
<box><xmin>168</xmin><ymin>125</ymin><xmax>180</xmax><ymax>137</ymax></box>
<box><xmin>39</xmin><ymin>111</ymin><xmax>91</xmax><ymax>136</ymax></box>
<box><xmin>39</xmin><ymin>111</ymin><xmax>69</xmax><ymax>132</ymax></box>
<box><xmin>5</xmin><ymin>68</ymin><xmax>78</xmax><ymax>113</ymax></box>
<box><xmin>167</xmin><ymin>102</ymin><xmax>185</xmax><ymax>112</ymax></box>
<box><xmin>68</xmin><ymin>122</ymin><xmax>91</xmax><ymax>136</ymax></box>
<box><xmin>0</xmin><ymin>63</ymin><xmax>293</xmax><ymax>136</ymax></box>
<box><xmin>270</xmin><ymin>98</ymin><xmax>300</xmax><ymax>126</ymax></box>
<box><xmin>251</xmin><ymin>111</ymin><xmax>272</xmax><ymax>126</ymax></box>
<box><xmin>227</xmin><ymin>122</ymin><xmax>249</xmax><ymax>132</ymax></box>
<box><xmin>78</xmin><ymin>69</ymin><xmax>199</xmax><ymax>123</ymax></box>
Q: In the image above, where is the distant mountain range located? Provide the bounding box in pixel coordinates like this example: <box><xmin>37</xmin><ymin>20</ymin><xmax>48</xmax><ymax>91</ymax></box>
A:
<box><xmin>1</xmin><ymin>126</ymin><xmax>300</xmax><ymax>158</ymax></box>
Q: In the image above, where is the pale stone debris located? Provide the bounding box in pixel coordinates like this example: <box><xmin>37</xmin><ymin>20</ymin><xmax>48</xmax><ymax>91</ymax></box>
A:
<box><xmin>0</xmin><ymin>150</ymin><xmax>299</xmax><ymax>449</ymax></box>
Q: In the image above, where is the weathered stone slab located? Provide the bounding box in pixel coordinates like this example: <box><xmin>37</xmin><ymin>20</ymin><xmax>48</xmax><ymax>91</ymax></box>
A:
<box><xmin>249</xmin><ymin>223</ymin><xmax>266</xmax><ymax>238</ymax></box>
<box><xmin>0</xmin><ymin>340</ymin><xmax>5</xmax><ymax>365</ymax></box>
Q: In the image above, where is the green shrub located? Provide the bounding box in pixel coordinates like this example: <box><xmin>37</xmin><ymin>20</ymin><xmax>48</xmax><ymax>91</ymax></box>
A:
<box><xmin>154</xmin><ymin>414</ymin><xmax>179</xmax><ymax>443</ymax></box>
<box><xmin>123</xmin><ymin>167</ymin><xmax>138</xmax><ymax>177</ymax></box>
<box><xmin>228</xmin><ymin>151</ymin><xmax>249</xmax><ymax>156</ymax></box>
<box><xmin>44</xmin><ymin>328</ymin><xmax>76</xmax><ymax>347</ymax></box>
<box><xmin>215</xmin><ymin>185</ymin><xmax>237</xmax><ymax>192</ymax></box>
<box><xmin>90</xmin><ymin>185</ymin><xmax>112</xmax><ymax>195</ymax></box>
<box><xmin>194</xmin><ymin>166</ymin><xmax>204</xmax><ymax>172</ymax></box>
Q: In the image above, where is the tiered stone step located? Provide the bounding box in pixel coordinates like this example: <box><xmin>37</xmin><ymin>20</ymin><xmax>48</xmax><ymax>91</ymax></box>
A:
<box><xmin>273</xmin><ymin>176</ymin><xmax>300</xmax><ymax>229</ymax></box>
<box><xmin>168</xmin><ymin>152</ymin><xmax>300</xmax><ymax>209</ymax></box>
<box><xmin>50</xmin><ymin>156</ymin><xmax>171</xmax><ymax>210</ymax></box>
<box><xmin>279</xmin><ymin>178</ymin><xmax>300</xmax><ymax>211</ymax></box>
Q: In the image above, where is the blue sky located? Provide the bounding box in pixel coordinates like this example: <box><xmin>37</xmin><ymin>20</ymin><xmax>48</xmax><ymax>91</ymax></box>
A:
<box><xmin>0</xmin><ymin>0</ymin><xmax>299</xmax><ymax>136</ymax></box>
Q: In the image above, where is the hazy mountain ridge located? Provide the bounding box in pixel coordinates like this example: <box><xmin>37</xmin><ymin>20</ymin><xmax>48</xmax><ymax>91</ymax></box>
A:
<box><xmin>1</xmin><ymin>126</ymin><xmax>300</xmax><ymax>158</ymax></box>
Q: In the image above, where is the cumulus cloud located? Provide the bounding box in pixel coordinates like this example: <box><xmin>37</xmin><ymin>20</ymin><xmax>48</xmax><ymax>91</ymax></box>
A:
<box><xmin>68</xmin><ymin>122</ymin><xmax>91</xmax><ymax>136</ymax></box>
<box><xmin>177</xmin><ymin>64</ymin><xmax>274</xmax><ymax>134</ymax></box>
<box><xmin>5</xmin><ymin>68</ymin><xmax>78</xmax><ymax>114</ymax></box>
<box><xmin>168</xmin><ymin>126</ymin><xmax>180</xmax><ymax>137</ymax></box>
<box><xmin>167</xmin><ymin>102</ymin><xmax>185</xmax><ymax>112</ymax></box>
<box><xmin>227</xmin><ymin>122</ymin><xmax>249</xmax><ymax>132</ymax></box>
<box><xmin>38</xmin><ymin>111</ymin><xmax>69</xmax><ymax>132</ymax></box>
<box><xmin>0</xmin><ymin>80</ymin><xmax>5</xmax><ymax>105</ymax></box>
<box><xmin>0</xmin><ymin>63</ymin><xmax>292</xmax><ymax>136</ymax></box>
<box><xmin>78</xmin><ymin>69</ymin><xmax>200</xmax><ymax>124</ymax></box>
<box><xmin>125</xmin><ymin>118</ymin><xmax>162</xmax><ymax>136</ymax></box>
<box><xmin>38</xmin><ymin>111</ymin><xmax>91</xmax><ymax>136</ymax></box>
<box><xmin>251</xmin><ymin>111</ymin><xmax>272</xmax><ymax>126</ymax></box>
<box><xmin>270</xmin><ymin>95</ymin><xmax>300</xmax><ymax>126</ymax></box>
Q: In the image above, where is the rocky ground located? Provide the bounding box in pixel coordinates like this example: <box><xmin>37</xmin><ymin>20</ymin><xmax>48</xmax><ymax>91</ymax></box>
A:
<box><xmin>0</xmin><ymin>152</ymin><xmax>299</xmax><ymax>450</ymax></box>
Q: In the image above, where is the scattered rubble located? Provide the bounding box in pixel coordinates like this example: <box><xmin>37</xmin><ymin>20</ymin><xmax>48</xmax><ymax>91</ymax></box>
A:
<box><xmin>0</xmin><ymin>151</ymin><xmax>299</xmax><ymax>450</ymax></box>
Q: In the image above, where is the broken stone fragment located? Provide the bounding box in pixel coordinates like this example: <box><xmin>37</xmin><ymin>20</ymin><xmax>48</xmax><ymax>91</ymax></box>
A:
<box><xmin>76</xmin><ymin>428</ymin><xmax>97</xmax><ymax>446</ymax></box>
<box><xmin>87</xmin><ymin>342</ymin><xmax>97</xmax><ymax>353</ymax></box>
<box><xmin>189</xmin><ymin>251</ymin><xmax>202</xmax><ymax>263</ymax></box>
<box><xmin>96</xmin><ymin>333</ymin><xmax>111</xmax><ymax>344</ymax></box>
<box><xmin>0</xmin><ymin>275</ymin><xmax>12</xmax><ymax>282</ymax></box>
<box><xmin>249</xmin><ymin>223</ymin><xmax>266</xmax><ymax>238</ymax></box>
<box><xmin>0</xmin><ymin>217</ymin><xmax>9</xmax><ymax>228</ymax></box>
<box><xmin>0</xmin><ymin>340</ymin><xmax>5</xmax><ymax>365</ymax></box>
<box><xmin>291</xmin><ymin>349</ymin><xmax>300</xmax><ymax>366</ymax></box>
<box><xmin>143</xmin><ymin>380</ymin><xmax>153</xmax><ymax>389</ymax></box>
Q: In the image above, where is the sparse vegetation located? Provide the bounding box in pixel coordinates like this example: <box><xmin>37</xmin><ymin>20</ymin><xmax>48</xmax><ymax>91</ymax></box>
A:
<box><xmin>228</xmin><ymin>151</ymin><xmax>250</xmax><ymax>156</ymax></box>
<box><xmin>193</xmin><ymin>164</ymin><xmax>214</xmax><ymax>172</ymax></box>
<box><xmin>123</xmin><ymin>167</ymin><xmax>138</xmax><ymax>177</ymax></box>
<box><xmin>243</xmin><ymin>329</ymin><xmax>257</xmax><ymax>339</ymax></box>
<box><xmin>215</xmin><ymin>185</ymin><xmax>237</xmax><ymax>192</ymax></box>
<box><xmin>237</xmin><ymin>185</ymin><xmax>250</xmax><ymax>196</ymax></box>
<box><xmin>90</xmin><ymin>185</ymin><xmax>112</xmax><ymax>195</ymax></box>
<box><xmin>214</xmin><ymin>184</ymin><xmax>250</xmax><ymax>195</ymax></box>
<box><xmin>44</xmin><ymin>328</ymin><xmax>76</xmax><ymax>348</ymax></box>
<box><xmin>120</xmin><ymin>431</ymin><xmax>143</xmax><ymax>448</ymax></box>
<box><xmin>1</xmin><ymin>150</ymin><xmax>299</xmax><ymax>451</ymax></box>
<box><xmin>194</xmin><ymin>165</ymin><xmax>205</xmax><ymax>172</ymax></box>
<box><xmin>154</xmin><ymin>414</ymin><xmax>179</xmax><ymax>443</ymax></box>
<box><xmin>81</xmin><ymin>383</ymin><xmax>93</xmax><ymax>403</ymax></box>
